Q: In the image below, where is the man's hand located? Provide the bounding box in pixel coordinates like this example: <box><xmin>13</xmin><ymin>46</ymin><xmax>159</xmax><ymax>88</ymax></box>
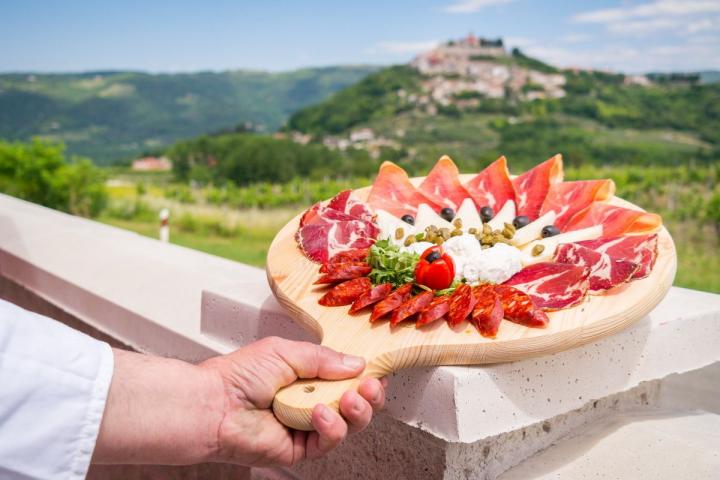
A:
<box><xmin>92</xmin><ymin>338</ymin><xmax>385</xmax><ymax>467</ymax></box>
<box><xmin>201</xmin><ymin>336</ymin><xmax>386</xmax><ymax>466</ymax></box>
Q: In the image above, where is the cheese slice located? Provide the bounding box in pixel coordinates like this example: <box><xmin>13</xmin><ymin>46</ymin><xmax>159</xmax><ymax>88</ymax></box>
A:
<box><xmin>375</xmin><ymin>209</ymin><xmax>415</xmax><ymax>246</ymax></box>
<box><xmin>487</xmin><ymin>200</ymin><xmax>516</xmax><ymax>231</ymax></box>
<box><xmin>456</xmin><ymin>198</ymin><xmax>482</xmax><ymax>232</ymax></box>
<box><xmin>415</xmin><ymin>203</ymin><xmax>454</xmax><ymax>232</ymax></box>
<box><xmin>520</xmin><ymin>225</ymin><xmax>603</xmax><ymax>265</ymax></box>
<box><xmin>511</xmin><ymin>210</ymin><xmax>557</xmax><ymax>247</ymax></box>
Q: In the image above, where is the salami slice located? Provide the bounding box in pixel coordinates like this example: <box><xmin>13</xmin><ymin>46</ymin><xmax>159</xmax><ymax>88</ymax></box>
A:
<box><xmin>471</xmin><ymin>284</ymin><xmax>504</xmax><ymax>338</ymax></box>
<box><xmin>512</xmin><ymin>154</ymin><xmax>564</xmax><ymax>220</ymax></box>
<box><xmin>349</xmin><ymin>283</ymin><xmax>393</xmax><ymax>314</ymax></box>
<box><xmin>447</xmin><ymin>284</ymin><xmax>478</xmax><ymax>326</ymax></box>
<box><xmin>503</xmin><ymin>262</ymin><xmax>589</xmax><ymax>310</ymax></box>
<box><xmin>370</xmin><ymin>284</ymin><xmax>413</xmax><ymax>322</ymax></box>
<box><xmin>416</xmin><ymin>295</ymin><xmax>451</xmax><ymax>327</ymax></box>
<box><xmin>391</xmin><ymin>290</ymin><xmax>435</xmax><ymax>327</ymax></box>
<box><xmin>315</xmin><ymin>262</ymin><xmax>372</xmax><ymax>284</ymax></box>
<box><xmin>493</xmin><ymin>284</ymin><xmax>549</xmax><ymax>328</ymax></box>
<box><xmin>418</xmin><ymin>156</ymin><xmax>472</xmax><ymax>211</ymax></box>
<box><xmin>577</xmin><ymin>234</ymin><xmax>658</xmax><ymax>279</ymax></box>
<box><xmin>328</xmin><ymin>248</ymin><xmax>370</xmax><ymax>264</ymax></box>
<box><xmin>540</xmin><ymin>180</ymin><xmax>615</xmax><ymax>229</ymax></box>
<box><xmin>463</xmin><ymin>156</ymin><xmax>515</xmax><ymax>212</ymax></box>
<box><xmin>318</xmin><ymin>277</ymin><xmax>371</xmax><ymax>307</ymax></box>
<box><xmin>367</xmin><ymin>161</ymin><xmax>439</xmax><ymax>217</ymax></box>
<box><xmin>555</xmin><ymin>243</ymin><xmax>639</xmax><ymax>293</ymax></box>
<box><xmin>563</xmin><ymin>203</ymin><xmax>661</xmax><ymax>237</ymax></box>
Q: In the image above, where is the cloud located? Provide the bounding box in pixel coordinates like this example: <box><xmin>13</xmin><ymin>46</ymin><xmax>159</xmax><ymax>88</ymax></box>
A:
<box><xmin>503</xmin><ymin>36</ymin><xmax>534</xmax><ymax>48</ymax></box>
<box><xmin>559</xmin><ymin>33</ymin><xmax>592</xmax><ymax>43</ymax></box>
<box><xmin>444</xmin><ymin>0</ymin><xmax>514</xmax><ymax>14</ymax></box>
<box><xmin>573</xmin><ymin>0</ymin><xmax>720</xmax><ymax>23</ymax></box>
<box><xmin>367</xmin><ymin>41</ymin><xmax>439</xmax><ymax>55</ymax></box>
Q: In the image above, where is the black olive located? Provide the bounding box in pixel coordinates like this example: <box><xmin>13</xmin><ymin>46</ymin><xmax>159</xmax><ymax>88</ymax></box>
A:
<box><xmin>480</xmin><ymin>206</ymin><xmax>494</xmax><ymax>223</ymax></box>
<box><xmin>512</xmin><ymin>215</ymin><xmax>530</xmax><ymax>229</ymax></box>
<box><xmin>541</xmin><ymin>225</ymin><xmax>561</xmax><ymax>238</ymax></box>
<box><xmin>425</xmin><ymin>251</ymin><xmax>441</xmax><ymax>263</ymax></box>
<box><xmin>401</xmin><ymin>214</ymin><xmax>415</xmax><ymax>225</ymax></box>
<box><xmin>440</xmin><ymin>207</ymin><xmax>455</xmax><ymax>222</ymax></box>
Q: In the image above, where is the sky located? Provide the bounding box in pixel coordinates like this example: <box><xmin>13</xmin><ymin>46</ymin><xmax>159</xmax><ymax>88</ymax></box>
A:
<box><xmin>1</xmin><ymin>0</ymin><xmax>719</xmax><ymax>74</ymax></box>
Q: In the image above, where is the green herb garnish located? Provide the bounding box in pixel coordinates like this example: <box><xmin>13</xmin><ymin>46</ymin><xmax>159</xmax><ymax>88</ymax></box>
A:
<box><xmin>367</xmin><ymin>239</ymin><xmax>419</xmax><ymax>288</ymax></box>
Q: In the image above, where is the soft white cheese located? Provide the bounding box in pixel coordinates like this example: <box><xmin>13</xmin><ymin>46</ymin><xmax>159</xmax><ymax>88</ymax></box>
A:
<box><xmin>375</xmin><ymin>209</ymin><xmax>414</xmax><ymax>246</ymax></box>
<box><xmin>415</xmin><ymin>203</ymin><xmax>454</xmax><ymax>231</ymax></box>
<box><xmin>403</xmin><ymin>241</ymin><xmax>434</xmax><ymax>257</ymax></box>
<box><xmin>455</xmin><ymin>198</ymin><xmax>483</xmax><ymax>232</ymax></box>
<box><xmin>461</xmin><ymin>243</ymin><xmax>523</xmax><ymax>285</ymax></box>
<box><xmin>443</xmin><ymin>234</ymin><xmax>483</xmax><ymax>280</ymax></box>
<box><xmin>487</xmin><ymin>200</ymin><xmax>516</xmax><ymax>230</ymax></box>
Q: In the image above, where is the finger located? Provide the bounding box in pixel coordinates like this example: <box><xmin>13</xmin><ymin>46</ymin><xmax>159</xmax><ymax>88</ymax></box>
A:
<box><xmin>357</xmin><ymin>377</ymin><xmax>386</xmax><ymax>411</ymax></box>
<box><xmin>339</xmin><ymin>390</ymin><xmax>373</xmax><ymax>435</ymax></box>
<box><xmin>289</xmin><ymin>429</ymin><xmax>307</xmax><ymax>466</ymax></box>
<box><xmin>380</xmin><ymin>376</ymin><xmax>389</xmax><ymax>389</ymax></box>
<box><xmin>269</xmin><ymin>337</ymin><xmax>365</xmax><ymax>380</ymax></box>
<box><xmin>306</xmin><ymin>404</ymin><xmax>347</xmax><ymax>459</ymax></box>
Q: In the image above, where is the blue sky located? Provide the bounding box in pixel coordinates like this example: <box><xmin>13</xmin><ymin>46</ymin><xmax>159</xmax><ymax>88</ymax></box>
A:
<box><xmin>1</xmin><ymin>0</ymin><xmax>718</xmax><ymax>74</ymax></box>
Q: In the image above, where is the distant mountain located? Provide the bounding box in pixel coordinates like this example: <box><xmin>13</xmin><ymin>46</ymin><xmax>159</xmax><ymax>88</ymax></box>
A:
<box><xmin>698</xmin><ymin>71</ymin><xmax>720</xmax><ymax>84</ymax></box>
<box><xmin>286</xmin><ymin>38</ymin><xmax>719</xmax><ymax>172</ymax></box>
<box><xmin>0</xmin><ymin>66</ymin><xmax>379</xmax><ymax>164</ymax></box>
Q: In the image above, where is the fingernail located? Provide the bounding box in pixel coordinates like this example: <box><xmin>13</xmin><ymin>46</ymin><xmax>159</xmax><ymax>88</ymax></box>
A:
<box><xmin>374</xmin><ymin>389</ymin><xmax>383</xmax><ymax>404</ymax></box>
<box><xmin>342</xmin><ymin>355</ymin><xmax>365</xmax><ymax>370</ymax></box>
<box><xmin>319</xmin><ymin>405</ymin><xmax>333</xmax><ymax>423</ymax></box>
<box><xmin>353</xmin><ymin>393</ymin><xmax>363</xmax><ymax>413</ymax></box>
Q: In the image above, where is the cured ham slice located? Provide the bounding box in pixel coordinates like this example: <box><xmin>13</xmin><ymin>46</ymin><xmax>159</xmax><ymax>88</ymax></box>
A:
<box><xmin>540</xmin><ymin>180</ymin><xmax>616</xmax><ymax>229</ymax></box>
<box><xmin>418</xmin><ymin>156</ymin><xmax>472</xmax><ymax>211</ymax></box>
<box><xmin>296</xmin><ymin>220</ymin><xmax>378</xmax><ymax>263</ymax></box>
<box><xmin>555</xmin><ymin>243</ymin><xmax>639</xmax><ymax>294</ymax></box>
<box><xmin>563</xmin><ymin>203</ymin><xmax>661</xmax><ymax>238</ymax></box>
<box><xmin>367</xmin><ymin>161</ymin><xmax>438</xmax><ymax>217</ymax></box>
<box><xmin>504</xmin><ymin>262</ymin><xmax>589</xmax><ymax>310</ymax></box>
<box><xmin>471</xmin><ymin>284</ymin><xmax>504</xmax><ymax>338</ymax></box>
<box><xmin>301</xmin><ymin>190</ymin><xmax>374</xmax><ymax>226</ymax></box>
<box><xmin>493</xmin><ymin>285</ymin><xmax>549</xmax><ymax>327</ymax></box>
<box><xmin>577</xmin><ymin>234</ymin><xmax>658</xmax><ymax>279</ymax></box>
<box><xmin>464</xmin><ymin>156</ymin><xmax>515</xmax><ymax>212</ymax></box>
<box><xmin>512</xmin><ymin>154</ymin><xmax>564</xmax><ymax>220</ymax></box>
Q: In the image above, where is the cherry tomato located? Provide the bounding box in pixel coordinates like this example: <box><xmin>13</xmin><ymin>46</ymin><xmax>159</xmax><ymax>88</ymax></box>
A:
<box><xmin>414</xmin><ymin>246</ymin><xmax>455</xmax><ymax>290</ymax></box>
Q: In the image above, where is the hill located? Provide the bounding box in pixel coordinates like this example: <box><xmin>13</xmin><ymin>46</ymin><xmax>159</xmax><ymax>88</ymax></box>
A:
<box><xmin>0</xmin><ymin>66</ymin><xmax>378</xmax><ymax>164</ymax></box>
<box><xmin>286</xmin><ymin>38</ymin><xmax>719</xmax><ymax>174</ymax></box>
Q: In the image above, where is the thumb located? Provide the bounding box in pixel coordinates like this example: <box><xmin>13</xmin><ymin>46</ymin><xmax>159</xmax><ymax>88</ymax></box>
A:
<box><xmin>265</xmin><ymin>337</ymin><xmax>365</xmax><ymax>381</ymax></box>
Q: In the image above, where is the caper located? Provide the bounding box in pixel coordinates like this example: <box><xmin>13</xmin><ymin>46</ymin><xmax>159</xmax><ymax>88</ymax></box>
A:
<box><xmin>395</xmin><ymin>227</ymin><xmax>404</xmax><ymax>240</ymax></box>
<box><xmin>434</xmin><ymin>237</ymin><xmax>445</xmax><ymax>245</ymax></box>
<box><xmin>480</xmin><ymin>206</ymin><xmax>494</xmax><ymax>223</ymax></box>
<box><xmin>426</xmin><ymin>232</ymin><xmax>437</xmax><ymax>243</ymax></box>
<box><xmin>483</xmin><ymin>224</ymin><xmax>492</xmax><ymax>234</ymax></box>
<box><xmin>451</xmin><ymin>229</ymin><xmax>463</xmax><ymax>237</ymax></box>
<box><xmin>415</xmin><ymin>232</ymin><xmax>425</xmax><ymax>241</ymax></box>
<box><xmin>532</xmin><ymin>244</ymin><xmax>546</xmax><ymax>257</ymax></box>
<box><xmin>440</xmin><ymin>207</ymin><xmax>455</xmax><ymax>222</ymax></box>
<box><xmin>468</xmin><ymin>227</ymin><xmax>477</xmax><ymax>235</ymax></box>
<box><xmin>453</xmin><ymin>217</ymin><xmax>463</xmax><ymax>229</ymax></box>
<box><xmin>504</xmin><ymin>222</ymin><xmax>516</xmax><ymax>235</ymax></box>
<box><xmin>404</xmin><ymin>235</ymin><xmax>416</xmax><ymax>246</ymax></box>
<box><xmin>439</xmin><ymin>228</ymin><xmax>450</xmax><ymax>239</ymax></box>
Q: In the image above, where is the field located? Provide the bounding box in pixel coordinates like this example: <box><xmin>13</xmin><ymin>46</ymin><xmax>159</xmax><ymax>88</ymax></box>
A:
<box><xmin>100</xmin><ymin>166</ymin><xmax>720</xmax><ymax>294</ymax></box>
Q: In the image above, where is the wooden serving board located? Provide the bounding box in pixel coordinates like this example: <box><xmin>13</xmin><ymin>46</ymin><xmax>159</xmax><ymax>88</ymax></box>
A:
<box><xmin>267</xmin><ymin>176</ymin><xmax>676</xmax><ymax>430</ymax></box>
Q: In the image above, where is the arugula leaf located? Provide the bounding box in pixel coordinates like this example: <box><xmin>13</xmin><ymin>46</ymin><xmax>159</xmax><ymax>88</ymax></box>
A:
<box><xmin>434</xmin><ymin>279</ymin><xmax>462</xmax><ymax>296</ymax></box>
<box><xmin>367</xmin><ymin>239</ymin><xmax>419</xmax><ymax>288</ymax></box>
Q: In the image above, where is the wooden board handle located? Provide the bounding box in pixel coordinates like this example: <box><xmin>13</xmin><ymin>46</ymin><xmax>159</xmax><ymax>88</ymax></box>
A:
<box><xmin>273</xmin><ymin>375</ymin><xmax>373</xmax><ymax>431</ymax></box>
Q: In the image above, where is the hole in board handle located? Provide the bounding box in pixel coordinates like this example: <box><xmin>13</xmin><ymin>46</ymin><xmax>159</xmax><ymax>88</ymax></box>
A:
<box><xmin>303</xmin><ymin>385</ymin><xmax>316</xmax><ymax>393</ymax></box>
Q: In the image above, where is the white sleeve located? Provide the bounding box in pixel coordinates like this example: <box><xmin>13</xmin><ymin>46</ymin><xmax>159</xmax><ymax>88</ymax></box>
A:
<box><xmin>0</xmin><ymin>298</ymin><xmax>114</xmax><ymax>480</ymax></box>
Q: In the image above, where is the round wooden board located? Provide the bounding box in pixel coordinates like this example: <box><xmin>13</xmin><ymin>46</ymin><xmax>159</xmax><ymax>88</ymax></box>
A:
<box><xmin>267</xmin><ymin>176</ymin><xmax>677</xmax><ymax>430</ymax></box>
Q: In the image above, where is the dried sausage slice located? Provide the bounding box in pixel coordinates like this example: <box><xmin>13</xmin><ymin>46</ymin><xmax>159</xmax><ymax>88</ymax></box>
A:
<box><xmin>493</xmin><ymin>284</ymin><xmax>548</xmax><ymax>328</ymax></box>
<box><xmin>315</xmin><ymin>262</ymin><xmax>371</xmax><ymax>284</ymax></box>
<box><xmin>416</xmin><ymin>295</ymin><xmax>451</xmax><ymax>327</ymax></box>
<box><xmin>391</xmin><ymin>290</ymin><xmax>435</xmax><ymax>327</ymax></box>
<box><xmin>370</xmin><ymin>284</ymin><xmax>413</xmax><ymax>322</ymax></box>
<box><xmin>471</xmin><ymin>284</ymin><xmax>504</xmax><ymax>338</ymax></box>
<box><xmin>447</xmin><ymin>284</ymin><xmax>478</xmax><ymax>327</ymax></box>
<box><xmin>349</xmin><ymin>283</ymin><xmax>393</xmax><ymax>314</ymax></box>
<box><xmin>318</xmin><ymin>277</ymin><xmax>371</xmax><ymax>307</ymax></box>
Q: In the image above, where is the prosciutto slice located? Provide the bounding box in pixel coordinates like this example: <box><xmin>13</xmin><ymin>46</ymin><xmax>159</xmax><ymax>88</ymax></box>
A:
<box><xmin>512</xmin><ymin>154</ymin><xmax>564</xmax><ymax>220</ymax></box>
<box><xmin>563</xmin><ymin>203</ymin><xmax>661</xmax><ymax>238</ymax></box>
<box><xmin>418</xmin><ymin>155</ymin><xmax>472</xmax><ymax>211</ymax></box>
<box><xmin>463</xmin><ymin>156</ymin><xmax>515</xmax><ymax>211</ymax></box>
<box><xmin>540</xmin><ymin>180</ymin><xmax>615</xmax><ymax>229</ymax></box>
<box><xmin>504</xmin><ymin>262</ymin><xmax>589</xmax><ymax>310</ymax></box>
<box><xmin>301</xmin><ymin>190</ymin><xmax>374</xmax><ymax>227</ymax></box>
<box><xmin>555</xmin><ymin>243</ymin><xmax>639</xmax><ymax>293</ymax></box>
<box><xmin>367</xmin><ymin>161</ymin><xmax>439</xmax><ymax>217</ymax></box>
<box><xmin>296</xmin><ymin>220</ymin><xmax>378</xmax><ymax>263</ymax></box>
<box><xmin>577</xmin><ymin>234</ymin><xmax>658</xmax><ymax>279</ymax></box>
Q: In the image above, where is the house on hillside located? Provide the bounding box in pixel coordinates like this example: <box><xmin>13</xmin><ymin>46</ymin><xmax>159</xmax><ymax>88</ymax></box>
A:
<box><xmin>131</xmin><ymin>156</ymin><xmax>172</xmax><ymax>172</ymax></box>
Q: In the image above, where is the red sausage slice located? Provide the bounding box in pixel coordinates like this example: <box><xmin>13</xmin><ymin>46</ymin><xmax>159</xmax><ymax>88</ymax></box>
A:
<box><xmin>471</xmin><ymin>284</ymin><xmax>504</xmax><ymax>338</ymax></box>
<box><xmin>315</xmin><ymin>262</ymin><xmax>371</xmax><ymax>284</ymax></box>
<box><xmin>391</xmin><ymin>290</ymin><xmax>435</xmax><ymax>327</ymax></box>
<box><xmin>370</xmin><ymin>284</ymin><xmax>413</xmax><ymax>322</ymax></box>
<box><xmin>349</xmin><ymin>283</ymin><xmax>393</xmax><ymax>314</ymax></box>
<box><xmin>318</xmin><ymin>277</ymin><xmax>372</xmax><ymax>306</ymax></box>
<box><xmin>447</xmin><ymin>284</ymin><xmax>478</xmax><ymax>326</ymax></box>
<box><xmin>416</xmin><ymin>295</ymin><xmax>451</xmax><ymax>327</ymax></box>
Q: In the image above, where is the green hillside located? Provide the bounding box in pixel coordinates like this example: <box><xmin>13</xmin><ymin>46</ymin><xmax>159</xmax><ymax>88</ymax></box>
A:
<box><xmin>0</xmin><ymin>66</ymin><xmax>378</xmax><ymax>164</ymax></box>
<box><xmin>286</xmin><ymin>61</ymin><xmax>719</xmax><ymax>174</ymax></box>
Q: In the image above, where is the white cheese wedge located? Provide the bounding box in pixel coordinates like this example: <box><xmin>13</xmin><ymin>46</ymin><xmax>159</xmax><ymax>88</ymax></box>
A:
<box><xmin>511</xmin><ymin>210</ymin><xmax>557</xmax><ymax>247</ymax></box>
<box><xmin>456</xmin><ymin>198</ymin><xmax>483</xmax><ymax>232</ymax></box>
<box><xmin>520</xmin><ymin>225</ymin><xmax>603</xmax><ymax>265</ymax></box>
<box><xmin>487</xmin><ymin>200</ymin><xmax>516</xmax><ymax>231</ymax></box>
<box><xmin>375</xmin><ymin>209</ymin><xmax>414</xmax><ymax>246</ymax></box>
<box><xmin>414</xmin><ymin>203</ymin><xmax>454</xmax><ymax>232</ymax></box>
